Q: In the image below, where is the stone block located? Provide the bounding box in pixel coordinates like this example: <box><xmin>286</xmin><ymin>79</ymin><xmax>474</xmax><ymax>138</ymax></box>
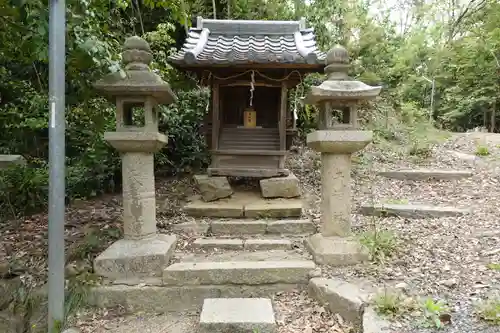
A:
<box><xmin>378</xmin><ymin>169</ymin><xmax>473</xmax><ymax>181</ymax></box>
<box><xmin>244</xmin><ymin>200</ymin><xmax>302</xmax><ymax>218</ymax></box>
<box><xmin>308</xmin><ymin>278</ymin><xmax>368</xmax><ymax>329</ymax></box>
<box><xmin>171</xmin><ymin>222</ymin><xmax>209</xmax><ymax>235</ymax></box>
<box><xmin>211</xmin><ymin>220</ymin><xmax>267</xmax><ymax>235</ymax></box>
<box><xmin>266</xmin><ymin>219</ymin><xmax>316</xmax><ymax>235</ymax></box>
<box><xmin>304</xmin><ymin>234</ymin><xmax>369</xmax><ymax>266</ymax></box>
<box><xmin>244</xmin><ymin>239</ymin><xmax>292</xmax><ymax>251</ymax></box>
<box><xmin>0</xmin><ymin>154</ymin><xmax>25</xmax><ymax>169</ymax></box>
<box><xmin>260</xmin><ymin>174</ymin><xmax>300</xmax><ymax>198</ymax></box>
<box><xmin>194</xmin><ymin>175</ymin><xmax>233</xmax><ymax>202</ymax></box>
<box><xmin>193</xmin><ymin>238</ymin><xmax>244</xmax><ymax>251</ymax></box>
<box><xmin>363</xmin><ymin>307</ymin><xmax>392</xmax><ymax>332</ymax></box>
<box><xmin>199</xmin><ymin>298</ymin><xmax>276</xmax><ymax>333</ymax></box>
<box><xmin>94</xmin><ymin>234</ymin><xmax>177</xmax><ymax>280</ymax></box>
<box><xmin>359</xmin><ymin>203</ymin><xmax>471</xmax><ymax>218</ymax></box>
<box><xmin>184</xmin><ymin>201</ymin><xmax>244</xmax><ymax>218</ymax></box>
<box><xmin>163</xmin><ymin>260</ymin><xmax>315</xmax><ymax>286</ymax></box>
<box><xmin>89</xmin><ymin>284</ymin><xmax>302</xmax><ymax>313</ymax></box>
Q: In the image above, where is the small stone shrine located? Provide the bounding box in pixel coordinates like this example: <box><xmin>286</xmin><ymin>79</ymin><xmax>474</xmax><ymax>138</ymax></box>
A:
<box><xmin>303</xmin><ymin>44</ymin><xmax>382</xmax><ymax>265</ymax></box>
<box><xmin>92</xmin><ymin>36</ymin><xmax>178</xmax><ymax>281</ymax></box>
<box><xmin>169</xmin><ymin>17</ymin><xmax>325</xmax><ymax>205</ymax></box>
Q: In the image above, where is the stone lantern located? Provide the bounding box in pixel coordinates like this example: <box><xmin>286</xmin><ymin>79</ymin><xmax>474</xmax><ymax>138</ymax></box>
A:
<box><xmin>304</xmin><ymin>44</ymin><xmax>381</xmax><ymax>265</ymax></box>
<box><xmin>92</xmin><ymin>36</ymin><xmax>178</xmax><ymax>281</ymax></box>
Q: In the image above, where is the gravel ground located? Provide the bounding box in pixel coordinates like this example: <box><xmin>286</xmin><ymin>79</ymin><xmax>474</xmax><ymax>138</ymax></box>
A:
<box><xmin>289</xmin><ymin>131</ymin><xmax>500</xmax><ymax>333</ymax></box>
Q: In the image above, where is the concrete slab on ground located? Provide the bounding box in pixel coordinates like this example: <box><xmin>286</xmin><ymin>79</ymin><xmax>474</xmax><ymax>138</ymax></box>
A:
<box><xmin>377</xmin><ymin>168</ymin><xmax>473</xmax><ymax>181</ymax></box>
<box><xmin>359</xmin><ymin>203</ymin><xmax>471</xmax><ymax>218</ymax></box>
<box><xmin>199</xmin><ymin>298</ymin><xmax>276</xmax><ymax>333</ymax></box>
<box><xmin>183</xmin><ymin>191</ymin><xmax>303</xmax><ymax>218</ymax></box>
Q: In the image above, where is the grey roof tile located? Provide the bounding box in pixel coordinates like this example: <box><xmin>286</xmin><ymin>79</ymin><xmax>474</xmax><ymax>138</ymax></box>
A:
<box><xmin>169</xmin><ymin>17</ymin><xmax>326</xmax><ymax>67</ymax></box>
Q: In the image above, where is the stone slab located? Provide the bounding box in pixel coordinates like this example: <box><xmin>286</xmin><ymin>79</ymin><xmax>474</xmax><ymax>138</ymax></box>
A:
<box><xmin>96</xmin><ymin>314</ymin><xmax>197</xmax><ymax>333</ymax></box>
<box><xmin>94</xmin><ymin>234</ymin><xmax>177</xmax><ymax>280</ymax></box>
<box><xmin>183</xmin><ymin>200</ymin><xmax>244</xmax><ymax>218</ymax></box>
<box><xmin>178</xmin><ymin>249</ymin><xmax>310</xmax><ymax>263</ymax></box>
<box><xmin>378</xmin><ymin>169</ymin><xmax>473</xmax><ymax>181</ymax></box>
<box><xmin>211</xmin><ymin>220</ymin><xmax>267</xmax><ymax>235</ymax></box>
<box><xmin>260</xmin><ymin>173</ymin><xmax>300</xmax><ymax>199</ymax></box>
<box><xmin>359</xmin><ymin>203</ymin><xmax>471</xmax><ymax>218</ymax></box>
<box><xmin>304</xmin><ymin>234</ymin><xmax>369</xmax><ymax>265</ymax></box>
<box><xmin>183</xmin><ymin>191</ymin><xmax>303</xmax><ymax>218</ymax></box>
<box><xmin>244</xmin><ymin>239</ymin><xmax>292</xmax><ymax>251</ymax></box>
<box><xmin>363</xmin><ymin>307</ymin><xmax>392</xmax><ymax>332</ymax></box>
<box><xmin>171</xmin><ymin>222</ymin><xmax>209</xmax><ymax>235</ymax></box>
<box><xmin>162</xmin><ymin>260</ymin><xmax>315</xmax><ymax>285</ymax></box>
<box><xmin>193</xmin><ymin>238</ymin><xmax>244</xmax><ymax>250</ymax></box>
<box><xmin>266</xmin><ymin>219</ymin><xmax>316</xmax><ymax>235</ymax></box>
<box><xmin>199</xmin><ymin>298</ymin><xmax>276</xmax><ymax>333</ymax></box>
<box><xmin>0</xmin><ymin>154</ymin><xmax>25</xmax><ymax>168</ymax></box>
<box><xmin>89</xmin><ymin>284</ymin><xmax>302</xmax><ymax>313</ymax></box>
<box><xmin>308</xmin><ymin>278</ymin><xmax>368</xmax><ymax>329</ymax></box>
<box><xmin>244</xmin><ymin>200</ymin><xmax>302</xmax><ymax>218</ymax></box>
<box><xmin>194</xmin><ymin>175</ymin><xmax>233</xmax><ymax>202</ymax></box>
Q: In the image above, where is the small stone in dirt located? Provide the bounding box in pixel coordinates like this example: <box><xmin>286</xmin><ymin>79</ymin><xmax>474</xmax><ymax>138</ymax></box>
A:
<box><xmin>439</xmin><ymin>278</ymin><xmax>458</xmax><ymax>288</ymax></box>
<box><xmin>308</xmin><ymin>268</ymin><xmax>322</xmax><ymax>278</ymax></box>
<box><xmin>395</xmin><ymin>282</ymin><xmax>408</xmax><ymax>290</ymax></box>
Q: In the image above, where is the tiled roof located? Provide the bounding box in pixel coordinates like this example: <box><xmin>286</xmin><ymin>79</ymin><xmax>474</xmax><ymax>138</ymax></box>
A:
<box><xmin>168</xmin><ymin>17</ymin><xmax>326</xmax><ymax>67</ymax></box>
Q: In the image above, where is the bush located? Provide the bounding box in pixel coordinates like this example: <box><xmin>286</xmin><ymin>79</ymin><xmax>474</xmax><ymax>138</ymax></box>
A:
<box><xmin>156</xmin><ymin>88</ymin><xmax>210</xmax><ymax>174</ymax></box>
<box><xmin>0</xmin><ymin>162</ymin><xmax>49</xmax><ymax>217</ymax></box>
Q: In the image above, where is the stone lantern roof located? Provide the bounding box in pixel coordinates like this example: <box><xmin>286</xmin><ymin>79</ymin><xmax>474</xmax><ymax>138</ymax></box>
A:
<box><xmin>94</xmin><ymin>36</ymin><xmax>177</xmax><ymax>105</ymax></box>
<box><xmin>304</xmin><ymin>44</ymin><xmax>381</xmax><ymax>105</ymax></box>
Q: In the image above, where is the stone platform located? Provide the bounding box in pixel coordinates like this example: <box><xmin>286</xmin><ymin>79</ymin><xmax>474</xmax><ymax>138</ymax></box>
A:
<box><xmin>183</xmin><ymin>190</ymin><xmax>303</xmax><ymax>218</ymax></box>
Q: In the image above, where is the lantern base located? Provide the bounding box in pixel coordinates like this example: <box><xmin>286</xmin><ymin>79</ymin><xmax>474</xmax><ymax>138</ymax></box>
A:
<box><xmin>304</xmin><ymin>233</ymin><xmax>369</xmax><ymax>266</ymax></box>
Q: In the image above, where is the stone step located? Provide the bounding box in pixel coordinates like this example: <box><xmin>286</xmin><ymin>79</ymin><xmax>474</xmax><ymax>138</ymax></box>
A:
<box><xmin>89</xmin><ymin>283</ymin><xmax>300</xmax><ymax>313</ymax></box>
<box><xmin>193</xmin><ymin>238</ymin><xmax>293</xmax><ymax>251</ymax></box>
<box><xmin>378</xmin><ymin>168</ymin><xmax>473</xmax><ymax>180</ymax></box>
<box><xmin>210</xmin><ymin>218</ymin><xmax>316</xmax><ymax>236</ymax></box>
<box><xmin>199</xmin><ymin>298</ymin><xmax>276</xmax><ymax>333</ymax></box>
<box><xmin>359</xmin><ymin>203</ymin><xmax>471</xmax><ymax>218</ymax></box>
<box><xmin>183</xmin><ymin>191</ymin><xmax>303</xmax><ymax>218</ymax></box>
<box><xmin>163</xmin><ymin>260</ymin><xmax>315</xmax><ymax>286</ymax></box>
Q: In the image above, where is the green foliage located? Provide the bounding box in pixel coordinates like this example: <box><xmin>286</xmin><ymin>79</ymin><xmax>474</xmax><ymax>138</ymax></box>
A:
<box><xmin>0</xmin><ymin>163</ymin><xmax>49</xmax><ymax>217</ymax></box>
<box><xmin>487</xmin><ymin>263</ymin><xmax>500</xmax><ymax>271</ymax></box>
<box><xmin>475</xmin><ymin>145</ymin><xmax>490</xmax><ymax>156</ymax></box>
<box><xmin>359</xmin><ymin>229</ymin><xmax>398</xmax><ymax>263</ymax></box>
<box><xmin>420</xmin><ymin>298</ymin><xmax>450</xmax><ymax>329</ymax></box>
<box><xmin>157</xmin><ymin>88</ymin><xmax>211</xmax><ymax>174</ymax></box>
<box><xmin>373</xmin><ymin>290</ymin><xmax>415</xmax><ymax>317</ymax></box>
<box><xmin>474</xmin><ymin>297</ymin><xmax>500</xmax><ymax>325</ymax></box>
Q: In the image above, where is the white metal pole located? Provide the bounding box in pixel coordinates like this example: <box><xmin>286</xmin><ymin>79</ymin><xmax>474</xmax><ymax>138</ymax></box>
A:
<box><xmin>48</xmin><ymin>0</ymin><xmax>66</xmax><ymax>330</ymax></box>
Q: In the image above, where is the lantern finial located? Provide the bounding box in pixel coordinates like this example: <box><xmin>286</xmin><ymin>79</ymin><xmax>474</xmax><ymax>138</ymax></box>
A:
<box><xmin>122</xmin><ymin>36</ymin><xmax>153</xmax><ymax>71</ymax></box>
<box><xmin>325</xmin><ymin>44</ymin><xmax>350</xmax><ymax>80</ymax></box>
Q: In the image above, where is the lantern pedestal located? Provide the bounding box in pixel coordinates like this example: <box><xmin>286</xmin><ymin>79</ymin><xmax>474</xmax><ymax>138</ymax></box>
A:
<box><xmin>304</xmin><ymin>130</ymin><xmax>372</xmax><ymax>265</ymax></box>
<box><xmin>94</xmin><ymin>133</ymin><xmax>177</xmax><ymax>280</ymax></box>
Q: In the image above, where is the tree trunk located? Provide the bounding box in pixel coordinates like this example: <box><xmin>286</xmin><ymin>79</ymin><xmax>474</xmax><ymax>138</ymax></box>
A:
<box><xmin>212</xmin><ymin>0</ymin><xmax>217</xmax><ymax>19</ymax></box>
